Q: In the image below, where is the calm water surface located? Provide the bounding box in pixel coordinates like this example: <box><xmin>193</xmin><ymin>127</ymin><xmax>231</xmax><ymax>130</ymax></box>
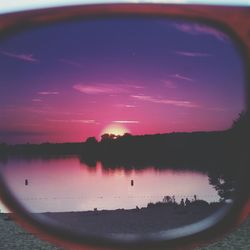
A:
<box><xmin>0</xmin><ymin>156</ymin><xmax>219</xmax><ymax>213</ymax></box>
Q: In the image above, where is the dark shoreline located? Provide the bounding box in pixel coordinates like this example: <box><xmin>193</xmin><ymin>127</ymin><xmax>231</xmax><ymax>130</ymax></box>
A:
<box><xmin>40</xmin><ymin>201</ymin><xmax>225</xmax><ymax>234</ymax></box>
<box><xmin>0</xmin><ymin>130</ymin><xmax>242</xmax><ymax>171</ymax></box>
<box><xmin>2</xmin><ymin>200</ymin><xmax>225</xmax><ymax>234</ymax></box>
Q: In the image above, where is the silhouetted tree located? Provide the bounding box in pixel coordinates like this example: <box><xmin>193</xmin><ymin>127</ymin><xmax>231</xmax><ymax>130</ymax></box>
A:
<box><xmin>230</xmin><ymin>110</ymin><xmax>249</xmax><ymax>159</ymax></box>
<box><xmin>85</xmin><ymin>137</ymin><xmax>98</xmax><ymax>144</ymax></box>
<box><xmin>123</xmin><ymin>133</ymin><xmax>132</xmax><ymax>137</ymax></box>
<box><xmin>163</xmin><ymin>195</ymin><xmax>172</xmax><ymax>203</ymax></box>
<box><xmin>232</xmin><ymin>110</ymin><xmax>248</xmax><ymax>131</ymax></box>
<box><xmin>208</xmin><ymin>172</ymin><xmax>235</xmax><ymax>201</ymax></box>
<box><xmin>82</xmin><ymin>136</ymin><xmax>99</xmax><ymax>161</ymax></box>
<box><xmin>101</xmin><ymin>133</ymin><xmax>116</xmax><ymax>142</ymax></box>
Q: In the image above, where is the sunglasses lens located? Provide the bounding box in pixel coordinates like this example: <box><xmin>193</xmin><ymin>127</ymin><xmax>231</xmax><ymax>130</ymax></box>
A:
<box><xmin>0</xmin><ymin>17</ymin><xmax>246</xmax><ymax>239</ymax></box>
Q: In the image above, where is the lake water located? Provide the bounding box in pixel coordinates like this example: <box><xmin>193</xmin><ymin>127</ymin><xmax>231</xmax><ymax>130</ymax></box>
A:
<box><xmin>0</xmin><ymin>156</ymin><xmax>220</xmax><ymax>213</ymax></box>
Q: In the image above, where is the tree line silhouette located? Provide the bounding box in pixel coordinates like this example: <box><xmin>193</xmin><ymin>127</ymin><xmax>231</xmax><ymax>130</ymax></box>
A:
<box><xmin>0</xmin><ymin>111</ymin><xmax>248</xmax><ymax>201</ymax></box>
<box><xmin>0</xmin><ymin>130</ymin><xmax>235</xmax><ymax>167</ymax></box>
<box><xmin>0</xmin><ymin>111</ymin><xmax>248</xmax><ymax>172</ymax></box>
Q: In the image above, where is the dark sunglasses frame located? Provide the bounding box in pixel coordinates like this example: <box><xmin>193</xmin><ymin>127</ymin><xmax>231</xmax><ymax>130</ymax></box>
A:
<box><xmin>0</xmin><ymin>3</ymin><xmax>249</xmax><ymax>250</ymax></box>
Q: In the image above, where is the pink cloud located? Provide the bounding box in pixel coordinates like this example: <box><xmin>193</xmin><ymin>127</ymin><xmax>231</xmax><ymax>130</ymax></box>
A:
<box><xmin>131</xmin><ymin>95</ymin><xmax>199</xmax><ymax>108</ymax></box>
<box><xmin>48</xmin><ymin>119</ymin><xmax>96</xmax><ymax>124</ymax></box>
<box><xmin>113</xmin><ymin>120</ymin><xmax>139</xmax><ymax>124</ymax></box>
<box><xmin>74</xmin><ymin>120</ymin><xmax>96</xmax><ymax>124</ymax></box>
<box><xmin>0</xmin><ymin>50</ymin><xmax>39</xmax><ymax>62</ymax></box>
<box><xmin>115</xmin><ymin>104</ymin><xmax>136</xmax><ymax>108</ymax></box>
<box><xmin>73</xmin><ymin>83</ymin><xmax>143</xmax><ymax>95</ymax></box>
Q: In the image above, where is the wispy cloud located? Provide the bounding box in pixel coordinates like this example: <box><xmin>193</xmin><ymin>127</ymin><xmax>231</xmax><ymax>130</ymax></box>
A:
<box><xmin>174</xmin><ymin>23</ymin><xmax>227</xmax><ymax>41</ymax></box>
<box><xmin>131</xmin><ymin>95</ymin><xmax>199</xmax><ymax>108</ymax></box>
<box><xmin>175</xmin><ymin>51</ymin><xmax>211</xmax><ymax>57</ymax></box>
<box><xmin>115</xmin><ymin>104</ymin><xmax>136</xmax><ymax>108</ymax></box>
<box><xmin>73</xmin><ymin>83</ymin><xmax>143</xmax><ymax>95</ymax></box>
<box><xmin>0</xmin><ymin>50</ymin><xmax>39</xmax><ymax>62</ymax></box>
<box><xmin>170</xmin><ymin>74</ymin><xmax>194</xmax><ymax>82</ymax></box>
<box><xmin>38</xmin><ymin>91</ymin><xmax>59</xmax><ymax>95</ymax></box>
<box><xmin>48</xmin><ymin>119</ymin><xmax>96</xmax><ymax>124</ymax></box>
<box><xmin>72</xmin><ymin>119</ymin><xmax>96</xmax><ymax>124</ymax></box>
<box><xmin>113</xmin><ymin>120</ymin><xmax>139</xmax><ymax>124</ymax></box>
<box><xmin>59</xmin><ymin>58</ymin><xmax>85</xmax><ymax>69</ymax></box>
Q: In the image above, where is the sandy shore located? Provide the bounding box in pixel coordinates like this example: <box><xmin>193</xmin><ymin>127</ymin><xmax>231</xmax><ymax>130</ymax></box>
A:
<box><xmin>0</xmin><ymin>212</ymin><xmax>249</xmax><ymax>249</ymax></box>
<box><xmin>0</xmin><ymin>214</ymin><xmax>62</xmax><ymax>250</ymax></box>
<box><xmin>43</xmin><ymin>204</ymin><xmax>220</xmax><ymax>234</ymax></box>
<box><xmin>197</xmin><ymin>217</ymin><xmax>250</xmax><ymax>250</ymax></box>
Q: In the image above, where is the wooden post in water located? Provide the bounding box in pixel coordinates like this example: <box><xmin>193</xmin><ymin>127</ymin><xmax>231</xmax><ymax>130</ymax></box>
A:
<box><xmin>131</xmin><ymin>179</ymin><xmax>134</xmax><ymax>186</ymax></box>
<box><xmin>25</xmin><ymin>179</ymin><xmax>28</xmax><ymax>186</ymax></box>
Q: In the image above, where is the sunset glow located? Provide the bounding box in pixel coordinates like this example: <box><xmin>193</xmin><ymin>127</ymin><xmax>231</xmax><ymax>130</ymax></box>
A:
<box><xmin>101</xmin><ymin>124</ymin><xmax>129</xmax><ymax>138</ymax></box>
<box><xmin>0</xmin><ymin>18</ymin><xmax>245</xmax><ymax>144</ymax></box>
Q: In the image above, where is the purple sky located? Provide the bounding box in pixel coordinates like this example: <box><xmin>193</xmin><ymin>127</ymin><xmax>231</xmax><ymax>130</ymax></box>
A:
<box><xmin>0</xmin><ymin>18</ymin><xmax>245</xmax><ymax>144</ymax></box>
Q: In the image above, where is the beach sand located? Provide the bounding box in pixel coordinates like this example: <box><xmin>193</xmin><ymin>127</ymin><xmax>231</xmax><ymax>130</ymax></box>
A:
<box><xmin>0</xmin><ymin>214</ymin><xmax>62</xmax><ymax>250</ymax></box>
<box><xmin>43</xmin><ymin>204</ymin><xmax>220</xmax><ymax>234</ymax></box>
<box><xmin>197</xmin><ymin>217</ymin><xmax>250</xmax><ymax>250</ymax></box>
<box><xmin>0</xmin><ymin>212</ymin><xmax>249</xmax><ymax>250</ymax></box>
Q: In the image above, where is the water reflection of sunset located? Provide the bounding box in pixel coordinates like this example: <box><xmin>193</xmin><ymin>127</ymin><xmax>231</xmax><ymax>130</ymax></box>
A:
<box><xmin>1</xmin><ymin>157</ymin><xmax>220</xmax><ymax>213</ymax></box>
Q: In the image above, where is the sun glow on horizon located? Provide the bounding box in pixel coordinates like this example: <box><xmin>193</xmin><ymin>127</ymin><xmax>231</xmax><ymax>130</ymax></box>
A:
<box><xmin>0</xmin><ymin>18</ymin><xmax>245</xmax><ymax>145</ymax></box>
<box><xmin>101</xmin><ymin>124</ymin><xmax>130</xmax><ymax>137</ymax></box>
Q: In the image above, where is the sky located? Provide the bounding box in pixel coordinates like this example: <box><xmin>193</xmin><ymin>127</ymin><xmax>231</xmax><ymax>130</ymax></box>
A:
<box><xmin>0</xmin><ymin>18</ymin><xmax>245</xmax><ymax>144</ymax></box>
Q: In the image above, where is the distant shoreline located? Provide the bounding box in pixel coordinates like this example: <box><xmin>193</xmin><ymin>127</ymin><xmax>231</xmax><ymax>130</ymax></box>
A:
<box><xmin>0</xmin><ymin>130</ymin><xmax>239</xmax><ymax>171</ymax></box>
